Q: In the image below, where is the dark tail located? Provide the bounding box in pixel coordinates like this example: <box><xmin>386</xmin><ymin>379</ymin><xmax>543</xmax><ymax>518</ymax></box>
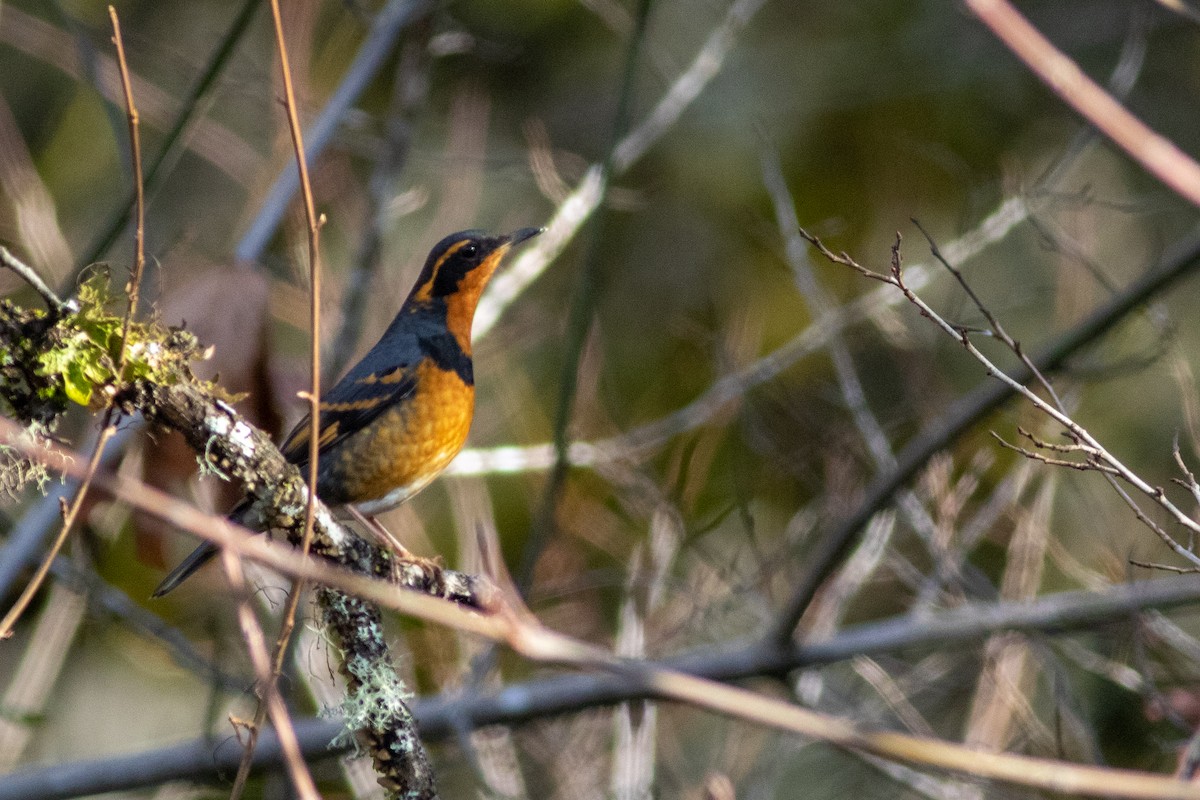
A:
<box><xmin>151</xmin><ymin>541</ymin><xmax>218</xmax><ymax>597</ymax></box>
<box><xmin>151</xmin><ymin>498</ymin><xmax>254</xmax><ymax>598</ymax></box>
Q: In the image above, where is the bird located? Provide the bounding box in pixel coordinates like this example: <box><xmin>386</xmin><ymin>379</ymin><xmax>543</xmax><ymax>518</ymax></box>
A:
<box><xmin>153</xmin><ymin>226</ymin><xmax>542</xmax><ymax>597</ymax></box>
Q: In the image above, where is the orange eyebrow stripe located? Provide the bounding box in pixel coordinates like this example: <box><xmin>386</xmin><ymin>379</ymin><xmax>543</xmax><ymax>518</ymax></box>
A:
<box><xmin>433</xmin><ymin>239</ymin><xmax>470</xmax><ymax>276</ymax></box>
<box><xmin>414</xmin><ymin>239</ymin><xmax>471</xmax><ymax>301</ymax></box>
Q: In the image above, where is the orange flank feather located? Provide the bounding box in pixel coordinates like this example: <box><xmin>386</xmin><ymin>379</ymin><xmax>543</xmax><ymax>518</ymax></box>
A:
<box><xmin>323</xmin><ymin>360</ymin><xmax>474</xmax><ymax>512</ymax></box>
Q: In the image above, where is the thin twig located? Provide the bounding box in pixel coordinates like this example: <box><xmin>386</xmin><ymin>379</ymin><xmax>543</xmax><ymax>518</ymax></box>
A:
<box><xmin>0</xmin><ymin>246</ymin><xmax>67</xmax><ymax>314</ymax></box>
<box><xmin>12</xmin><ymin>412</ymin><xmax>1200</xmax><ymax>799</ymax></box>
<box><xmin>220</xmin><ymin>547</ymin><xmax>320</xmax><ymax>800</ymax></box>
<box><xmin>1016</xmin><ymin>425</ymin><xmax>1094</xmax><ymax>454</ymax></box>
<box><xmin>771</xmin><ymin>225</ymin><xmax>1200</xmax><ymax>644</ymax></box>
<box><xmin>0</xmin><ymin>426</ymin><xmax>113</xmax><ymax>639</ymax></box>
<box><xmin>230</xmin><ymin>2</ymin><xmax>324</xmax><ymax>794</ymax></box>
<box><xmin>1130</xmin><ymin>560</ymin><xmax>1200</xmax><ymax>575</ymax></box>
<box><xmin>107</xmin><ymin>6</ymin><xmax>145</xmax><ymax>380</ymax></box>
<box><xmin>234</xmin><ymin>0</ymin><xmax>430</xmax><ymax>263</ymax></box>
<box><xmin>1172</xmin><ymin>437</ymin><xmax>1200</xmax><ymax>511</ymax></box>
<box><xmin>990</xmin><ymin>431</ymin><xmax>1116</xmax><ymax>474</ymax></box>
<box><xmin>891</xmin><ymin>235</ymin><xmax>1200</xmax><ymax>571</ymax></box>
<box><xmin>912</xmin><ymin>218</ymin><xmax>1063</xmax><ymax>410</ymax></box>
<box><xmin>876</xmin><ymin>238</ymin><xmax>1200</xmax><ymax>566</ymax></box>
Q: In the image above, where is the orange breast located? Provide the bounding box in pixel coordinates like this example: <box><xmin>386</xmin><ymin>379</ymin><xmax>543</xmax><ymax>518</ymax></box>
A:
<box><xmin>323</xmin><ymin>360</ymin><xmax>474</xmax><ymax>514</ymax></box>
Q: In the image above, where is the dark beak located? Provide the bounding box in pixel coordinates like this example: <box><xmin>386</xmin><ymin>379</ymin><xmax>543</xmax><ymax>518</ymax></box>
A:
<box><xmin>506</xmin><ymin>227</ymin><xmax>544</xmax><ymax>246</ymax></box>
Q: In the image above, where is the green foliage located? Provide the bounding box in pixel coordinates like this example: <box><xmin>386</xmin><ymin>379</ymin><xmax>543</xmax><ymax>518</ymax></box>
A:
<box><xmin>34</xmin><ymin>273</ymin><xmax>200</xmax><ymax>408</ymax></box>
<box><xmin>0</xmin><ymin>272</ymin><xmax>204</xmax><ymax>428</ymax></box>
<box><xmin>36</xmin><ymin>274</ymin><xmax>133</xmax><ymax>406</ymax></box>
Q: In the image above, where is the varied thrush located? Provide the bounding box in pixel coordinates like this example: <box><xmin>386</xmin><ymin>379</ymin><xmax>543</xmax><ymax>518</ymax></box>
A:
<box><xmin>153</xmin><ymin>226</ymin><xmax>542</xmax><ymax>597</ymax></box>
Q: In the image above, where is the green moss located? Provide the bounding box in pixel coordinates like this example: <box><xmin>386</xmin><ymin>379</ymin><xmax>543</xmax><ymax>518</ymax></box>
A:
<box><xmin>1</xmin><ymin>272</ymin><xmax>207</xmax><ymax>427</ymax></box>
<box><xmin>31</xmin><ymin>273</ymin><xmax>203</xmax><ymax>408</ymax></box>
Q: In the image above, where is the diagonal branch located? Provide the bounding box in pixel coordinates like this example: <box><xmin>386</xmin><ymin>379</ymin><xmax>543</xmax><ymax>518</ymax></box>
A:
<box><xmin>965</xmin><ymin>0</ymin><xmax>1200</xmax><ymax>208</ymax></box>
<box><xmin>8</xmin><ymin>408</ymin><xmax>1200</xmax><ymax>800</ymax></box>
<box><xmin>770</xmin><ymin>224</ymin><xmax>1200</xmax><ymax>644</ymax></box>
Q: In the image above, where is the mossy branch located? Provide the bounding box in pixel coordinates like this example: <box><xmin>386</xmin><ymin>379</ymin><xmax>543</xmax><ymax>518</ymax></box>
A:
<box><xmin>0</xmin><ymin>276</ymin><xmax>480</xmax><ymax>798</ymax></box>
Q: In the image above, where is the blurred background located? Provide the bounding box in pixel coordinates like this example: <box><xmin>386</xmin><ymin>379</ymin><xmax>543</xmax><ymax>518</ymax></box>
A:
<box><xmin>5</xmin><ymin>0</ymin><xmax>1200</xmax><ymax>798</ymax></box>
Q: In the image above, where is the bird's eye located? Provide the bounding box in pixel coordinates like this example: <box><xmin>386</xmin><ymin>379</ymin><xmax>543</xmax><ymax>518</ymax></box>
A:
<box><xmin>461</xmin><ymin>243</ymin><xmax>478</xmax><ymax>258</ymax></box>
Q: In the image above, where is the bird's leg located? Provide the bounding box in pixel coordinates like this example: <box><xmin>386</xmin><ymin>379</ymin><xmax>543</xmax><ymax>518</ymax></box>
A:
<box><xmin>346</xmin><ymin>506</ymin><xmax>415</xmax><ymax>556</ymax></box>
<box><xmin>345</xmin><ymin>507</ymin><xmax>447</xmax><ymax>593</ymax></box>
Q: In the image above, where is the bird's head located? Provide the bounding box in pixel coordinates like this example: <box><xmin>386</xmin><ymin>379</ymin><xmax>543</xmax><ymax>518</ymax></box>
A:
<box><xmin>405</xmin><ymin>226</ymin><xmax>542</xmax><ymax>353</ymax></box>
<box><xmin>410</xmin><ymin>227</ymin><xmax>542</xmax><ymax>305</ymax></box>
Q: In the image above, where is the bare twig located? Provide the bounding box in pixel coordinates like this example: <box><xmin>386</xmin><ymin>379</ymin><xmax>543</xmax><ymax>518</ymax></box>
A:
<box><xmin>879</xmin><ymin>237</ymin><xmax>1200</xmax><ymax>567</ymax></box>
<box><xmin>772</xmin><ymin>224</ymin><xmax>1200</xmax><ymax>642</ymax></box>
<box><xmin>0</xmin><ymin>246</ymin><xmax>67</xmax><ymax>314</ymax></box>
<box><xmin>1017</xmin><ymin>425</ymin><xmax>1095</xmax><ymax>454</ymax></box>
<box><xmin>990</xmin><ymin>430</ymin><xmax>1118</xmax><ymax>474</ymax></box>
<box><xmin>473</xmin><ymin>0</ymin><xmax>769</xmax><ymax>339</ymax></box>
<box><xmin>234</xmin><ymin>0</ymin><xmax>431</xmax><ymax>263</ymax></box>
<box><xmin>1130</xmin><ymin>560</ymin><xmax>1200</xmax><ymax>574</ymax></box>
<box><xmin>230</xmin><ymin>2</ymin><xmax>325</xmax><ymax>794</ymax></box>
<box><xmin>221</xmin><ymin>547</ymin><xmax>320</xmax><ymax>800</ymax></box>
<box><xmin>1172</xmin><ymin>438</ymin><xmax>1200</xmax><ymax>512</ymax></box>
<box><xmin>770</xmin><ymin>225</ymin><xmax>1200</xmax><ymax>644</ymax></box>
<box><xmin>107</xmin><ymin>5</ymin><xmax>145</xmax><ymax>380</ymax></box>
<box><xmin>0</xmin><ymin>6</ymin><xmax>146</xmax><ymax>639</ymax></box>
<box><xmin>0</xmin><ymin>426</ymin><xmax>114</xmax><ymax>638</ymax></box>
<box><xmin>912</xmin><ymin>219</ymin><xmax>1063</xmax><ymax>410</ymax></box>
<box><xmin>964</xmin><ymin>0</ymin><xmax>1200</xmax><ymax>209</ymax></box>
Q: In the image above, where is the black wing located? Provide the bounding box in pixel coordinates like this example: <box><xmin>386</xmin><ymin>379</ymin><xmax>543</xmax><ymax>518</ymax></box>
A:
<box><xmin>278</xmin><ymin>329</ymin><xmax>421</xmax><ymax>468</ymax></box>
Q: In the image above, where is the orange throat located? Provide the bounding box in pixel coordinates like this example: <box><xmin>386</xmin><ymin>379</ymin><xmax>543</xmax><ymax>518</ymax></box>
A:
<box><xmin>444</xmin><ymin>243</ymin><xmax>509</xmax><ymax>353</ymax></box>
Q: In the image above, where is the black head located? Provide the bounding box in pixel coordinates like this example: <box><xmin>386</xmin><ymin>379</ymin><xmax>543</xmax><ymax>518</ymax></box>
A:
<box><xmin>410</xmin><ymin>227</ymin><xmax>541</xmax><ymax>302</ymax></box>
